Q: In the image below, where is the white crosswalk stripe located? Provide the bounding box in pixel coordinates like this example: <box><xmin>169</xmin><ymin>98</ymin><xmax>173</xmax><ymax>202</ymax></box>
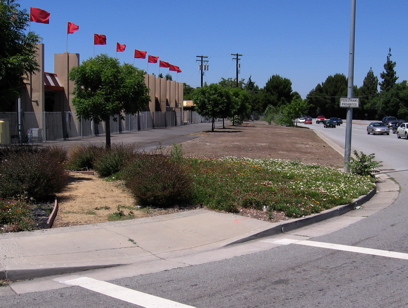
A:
<box><xmin>269</xmin><ymin>238</ymin><xmax>408</xmax><ymax>260</ymax></box>
<box><xmin>55</xmin><ymin>276</ymin><xmax>195</xmax><ymax>308</ymax></box>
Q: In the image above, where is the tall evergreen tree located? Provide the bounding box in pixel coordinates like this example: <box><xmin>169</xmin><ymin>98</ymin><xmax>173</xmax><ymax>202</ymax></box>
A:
<box><xmin>359</xmin><ymin>68</ymin><xmax>379</xmax><ymax>119</ymax></box>
<box><xmin>263</xmin><ymin>75</ymin><xmax>293</xmax><ymax>109</ymax></box>
<box><xmin>379</xmin><ymin>48</ymin><xmax>398</xmax><ymax>92</ymax></box>
<box><xmin>306</xmin><ymin>74</ymin><xmax>347</xmax><ymax>117</ymax></box>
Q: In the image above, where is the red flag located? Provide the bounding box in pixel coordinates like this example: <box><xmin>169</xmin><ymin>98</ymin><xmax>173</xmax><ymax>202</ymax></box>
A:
<box><xmin>94</xmin><ymin>34</ymin><xmax>107</xmax><ymax>45</ymax></box>
<box><xmin>148</xmin><ymin>55</ymin><xmax>159</xmax><ymax>63</ymax></box>
<box><xmin>30</xmin><ymin>7</ymin><xmax>50</xmax><ymax>24</ymax></box>
<box><xmin>116</xmin><ymin>43</ymin><xmax>126</xmax><ymax>52</ymax></box>
<box><xmin>159</xmin><ymin>61</ymin><xmax>170</xmax><ymax>68</ymax></box>
<box><xmin>169</xmin><ymin>65</ymin><xmax>182</xmax><ymax>73</ymax></box>
<box><xmin>134</xmin><ymin>50</ymin><xmax>147</xmax><ymax>59</ymax></box>
<box><xmin>67</xmin><ymin>22</ymin><xmax>79</xmax><ymax>34</ymax></box>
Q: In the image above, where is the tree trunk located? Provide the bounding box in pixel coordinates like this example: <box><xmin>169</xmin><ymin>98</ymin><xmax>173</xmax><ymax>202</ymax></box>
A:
<box><xmin>212</xmin><ymin>117</ymin><xmax>215</xmax><ymax>132</ymax></box>
<box><xmin>105</xmin><ymin>119</ymin><xmax>111</xmax><ymax>149</ymax></box>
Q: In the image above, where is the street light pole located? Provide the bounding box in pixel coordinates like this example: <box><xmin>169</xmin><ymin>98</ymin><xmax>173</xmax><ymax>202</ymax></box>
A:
<box><xmin>344</xmin><ymin>0</ymin><xmax>356</xmax><ymax>172</ymax></box>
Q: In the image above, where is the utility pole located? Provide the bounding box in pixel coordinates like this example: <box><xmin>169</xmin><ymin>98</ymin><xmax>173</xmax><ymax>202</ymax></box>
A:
<box><xmin>344</xmin><ymin>0</ymin><xmax>356</xmax><ymax>172</ymax></box>
<box><xmin>196</xmin><ymin>55</ymin><xmax>209</xmax><ymax>87</ymax></box>
<box><xmin>231</xmin><ymin>53</ymin><xmax>242</xmax><ymax>87</ymax></box>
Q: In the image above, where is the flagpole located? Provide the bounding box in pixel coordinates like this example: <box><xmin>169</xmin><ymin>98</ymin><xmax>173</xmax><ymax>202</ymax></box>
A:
<box><xmin>66</xmin><ymin>33</ymin><xmax>69</xmax><ymax>52</ymax></box>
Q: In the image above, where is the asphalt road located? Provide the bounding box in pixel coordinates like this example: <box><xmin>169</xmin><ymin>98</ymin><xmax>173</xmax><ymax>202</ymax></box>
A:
<box><xmin>2</xmin><ymin>120</ymin><xmax>408</xmax><ymax>307</ymax></box>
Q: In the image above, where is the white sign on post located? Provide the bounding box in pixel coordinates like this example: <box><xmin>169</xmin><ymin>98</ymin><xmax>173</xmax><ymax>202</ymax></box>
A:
<box><xmin>340</xmin><ymin>97</ymin><xmax>359</xmax><ymax>108</ymax></box>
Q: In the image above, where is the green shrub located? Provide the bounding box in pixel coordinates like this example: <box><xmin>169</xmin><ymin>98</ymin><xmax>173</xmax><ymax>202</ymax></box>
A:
<box><xmin>348</xmin><ymin>150</ymin><xmax>383</xmax><ymax>178</ymax></box>
<box><xmin>66</xmin><ymin>144</ymin><xmax>105</xmax><ymax>170</ymax></box>
<box><xmin>0</xmin><ymin>199</ymin><xmax>35</xmax><ymax>232</ymax></box>
<box><xmin>94</xmin><ymin>144</ymin><xmax>136</xmax><ymax>177</ymax></box>
<box><xmin>0</xmin><ymin>147</ymin><xmax>69</xmax><ymax>200</ymax></box>
<box><xmin>123</xmin><ymin>154</ymin><xmax>194</xmax><ymax>207</ymax></box>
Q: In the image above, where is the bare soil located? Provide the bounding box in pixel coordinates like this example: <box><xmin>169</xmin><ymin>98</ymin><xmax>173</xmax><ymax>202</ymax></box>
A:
<box><xmin>53</xmin><ymin>122</ymin><xmax>344</xmax><ymax>227</ymax></box>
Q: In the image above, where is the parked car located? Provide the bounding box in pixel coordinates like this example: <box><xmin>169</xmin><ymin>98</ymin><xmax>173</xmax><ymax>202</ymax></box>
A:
<box><xmin>294</xmin><ymin>117</ymin><xmax>306</xmax><ymax>123</ymax></box>
<box><xmin>304</xmin><ymin>117</ymin><xmax>313</xmax><ymax>124</ymax></box>
<box><xmin>396</xmin><ymin>122</ymin><xmax>408</xmax><ymax>139</ymax></box>
<box><xmin>367</xmin><ymin>122</ymin><xmax>389</xmax><ymax>135</ymax></box>
<box><xmin>324</xmin><ymin>119</ymin><xmax>337</xmax><ymax>128</ymax></box>
<box><xmin>329</xmin><ymin>117</ymin><xmax>343</xmax><ymax>125</ymax></box>
<box><xmin>382</xmin><ymin>116</ymin><xmax>399</xmax><ymax>129</ymax></box>
<box><xmin>316</xmin><ymin>115</ymin><xmax>326</xmax><ymax>124</ymax></box>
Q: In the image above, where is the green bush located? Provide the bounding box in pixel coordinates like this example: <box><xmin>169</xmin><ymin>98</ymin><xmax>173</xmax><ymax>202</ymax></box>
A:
<box><xmin>0</xmin><ymin>147</ymin><xmax>69</xmax><ymax>200</ymax></box>
<box><xmin>348</xmin><ymin>150</ymin><xmax>383</xmax><ymax>178</ymax></box>
<box><xmin>66</xmin><ymin>144</ymin><xmax>105</xmax><ymax>170</ymax></box>
<box><xmin>94</xmin><ymin>144</ymin><xmax>136</xmax><ymax>177</ymax></box>
<box><xmin>123</xmin><ymin>154</ymin><xmax>194</xmax><ymax>207</ymax></box>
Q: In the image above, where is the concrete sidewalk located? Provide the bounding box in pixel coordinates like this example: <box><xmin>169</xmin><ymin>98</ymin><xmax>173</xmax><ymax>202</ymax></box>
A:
<box><xmin>0</xmin><ymin>173</ymin><xmax>399</xmax><ymax>282</ymax></box>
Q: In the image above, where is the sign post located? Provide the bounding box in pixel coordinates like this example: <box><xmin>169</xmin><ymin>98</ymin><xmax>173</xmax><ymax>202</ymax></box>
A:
<box><xmin>344</xmin><ymin>0</ymin><xmax>357</xmax><ymax>173</ymax></box>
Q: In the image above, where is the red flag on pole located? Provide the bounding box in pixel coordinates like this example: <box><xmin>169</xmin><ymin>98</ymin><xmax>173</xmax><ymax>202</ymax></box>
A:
<box><xmin>169</xmin><ymin>64</ymin><xmax>182</xmax><ymax>72</ymax></box>
<box><xmin>67</xmin><ymin>22</ymin><xmax>79</xmax><ymax>34</ymax></box>
<box><xmin>159</xmin><ymin>61</ymin><xmax>170</xmax><ymax>68</ymax></box>
<box><xmin>30</xmin><ymin>7</ymin><xmax>50</xmax><ymax>24</ymax></box>
<box><xmin>148</xmin><ymin>55</ymin><xmax>159</xmax><ymax>63</ymax></box>
<box><xmin>116</xmin><ymin>43</ymin><xmax>126</xmax><ymax>52</ymax></box>
<box><xmin>134</xmin><ymin>50</ymin><xmax>147</xmax><ymax>59</ymax></box>
<box><xmin>94</xmin><ymin>34</ymin><xmax>107</xmax><ymax>45</ymax></box>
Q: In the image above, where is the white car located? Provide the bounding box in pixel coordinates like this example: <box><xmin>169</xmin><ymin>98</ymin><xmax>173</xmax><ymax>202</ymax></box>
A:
<box><xmin>396</xmin><ymin>122</ymin><xmax>408</xmax><ymax>139</ymax></box>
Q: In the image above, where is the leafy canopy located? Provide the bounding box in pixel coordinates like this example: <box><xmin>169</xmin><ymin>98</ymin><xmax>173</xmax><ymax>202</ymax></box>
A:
<box><xmin>70</xmin><ymin>54</ymin><xmax>150</xmax><ymax>147</ymax></box>
<box><xmin>0</xmin><ymin>0</ymin><xmax>41</xmax><ymax>110</ymax></box>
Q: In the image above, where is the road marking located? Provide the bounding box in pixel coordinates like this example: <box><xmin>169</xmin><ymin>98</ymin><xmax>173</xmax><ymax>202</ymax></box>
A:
<box><xmin>271</xmin><ymin>238</ymin><xmax>408</xmax><ymax>260</ymax></box>
<box><xmin>56</xmin><ymin>276</ymin><xmax>195</xmax><ymax>308</ymax></box>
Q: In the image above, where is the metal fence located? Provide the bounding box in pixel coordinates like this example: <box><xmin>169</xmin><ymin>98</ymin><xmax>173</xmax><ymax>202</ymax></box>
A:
<box><xmin>0</xmin><ymin>110</ymin><xmax>211</xmax><ymax>143</ymax></box>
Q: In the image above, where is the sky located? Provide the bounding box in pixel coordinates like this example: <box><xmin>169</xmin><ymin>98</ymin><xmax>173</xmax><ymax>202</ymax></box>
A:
<box><xmin>21</xmin><ymin>0</ymin><xmax>408</xmax><ymax>98</ymax></box>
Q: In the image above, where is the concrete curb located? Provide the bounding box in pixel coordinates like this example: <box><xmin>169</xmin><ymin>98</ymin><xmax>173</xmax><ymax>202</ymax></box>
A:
<box><xmin>227</xmin><ymin>187</ymin><xmax>377</xmax><ymax>246</ymax></box>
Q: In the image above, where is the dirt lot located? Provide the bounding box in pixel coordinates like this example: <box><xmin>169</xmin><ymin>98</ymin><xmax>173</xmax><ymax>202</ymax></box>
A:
<box><xmin>53</xmin><ymin>122</ymin><xmax>344</xmax><ymax>227</ymax></box>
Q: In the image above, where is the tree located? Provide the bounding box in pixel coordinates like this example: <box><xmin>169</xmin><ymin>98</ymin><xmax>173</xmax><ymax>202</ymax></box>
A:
<box><xmin>183</xmin><ymin>83</ymin><xmax>195</xmax><ymax>100</ymax></box>
<box><xmin>165</xmin><ymin>74</ymin><xmax>172</xmax><ymax>81</ymax></box>
<box><xmin>230</xmin><ymin>88</ymin><xmax>251</xmax><ymax>124</ymax></box>
<box><xmin>70</xmin><ymin>54</ymin><xmax>150</xmax><ymax>148</ymax></box>
<box><xmin>306</xmin><ymin>74</ymin><xmax>347</xmax><ymax>117</ymax></box>
<box><xmin>282</xmin><ymin>97</ymin><xmax>310</xmax><ymax>126</ymax></box>
<box><xmin>0</xmin><ymin>0</ymin><xmax>41</xmax><ymax>110</ymax></box>
<box><xmin>192</xmin><ymin>84</ymin><xmax>231</xmax><ymax>131</ymax></box>
<box><xmin>244</xmin><ymin>76</ymin><xmax>262</xmax><ymax>115</ymax></box>
<box><xmin>379</xmin><ymin>48</ymin><xmax>398</xmax><ymax>92</ymax></box>
<box><xmin>376</xmin><ymin>81</ymin><xmax>408</xmax><ymax>118</ymax></box>
<box><xmin>358</xmin><ymin>68</ymin><xmax>379</xmax><ymax>119</ymax></box>
<box><xmin>263</xmin><ymin>75</ymin><xmax>294</xmax><ymax>109</ymax></box>
<box><xmin>219</xmin><ymin>77</ymin><xmax>245</xmax><ymax>89</ymax></box>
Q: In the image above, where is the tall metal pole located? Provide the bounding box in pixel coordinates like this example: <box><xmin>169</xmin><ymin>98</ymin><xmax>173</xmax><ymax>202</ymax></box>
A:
<box><xmin>344</xmin><ymin>0</ymin><xmax>356</xmax><ymax>172</ymax></box>
<box><xmin>231</xmin><ymin>53</ymin><xmax>242</xmax><ymax>87</ymax></box>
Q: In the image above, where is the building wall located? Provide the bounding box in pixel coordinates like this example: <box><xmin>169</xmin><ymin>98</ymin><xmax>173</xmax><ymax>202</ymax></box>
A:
<box><xmin>19</xmin><ymin>44</ymin><xmax>184</xmax><ymax>140</ymax></box>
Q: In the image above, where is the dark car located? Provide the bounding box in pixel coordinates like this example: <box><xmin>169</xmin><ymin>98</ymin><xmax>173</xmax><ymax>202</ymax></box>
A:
<box><xmin>382</xmin><ymin>116</ymin><xmax>399</xmax><ymax>129</ymax></box>
<box><xmin>324</xmin><ymin>119</ymin><xmax>337</xmax><ymax>128</ymax></box>
<box><xmin>329</xmin><ymin>117</ymin><xmax>343</xmax><ymax>125</ymax></box>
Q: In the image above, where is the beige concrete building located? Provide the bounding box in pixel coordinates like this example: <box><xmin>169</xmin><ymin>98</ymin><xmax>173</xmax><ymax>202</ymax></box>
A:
<box><xmin>3</xmin><ymin>44</ymin><xmax>184</xmax><ymax>142</ymax></box>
